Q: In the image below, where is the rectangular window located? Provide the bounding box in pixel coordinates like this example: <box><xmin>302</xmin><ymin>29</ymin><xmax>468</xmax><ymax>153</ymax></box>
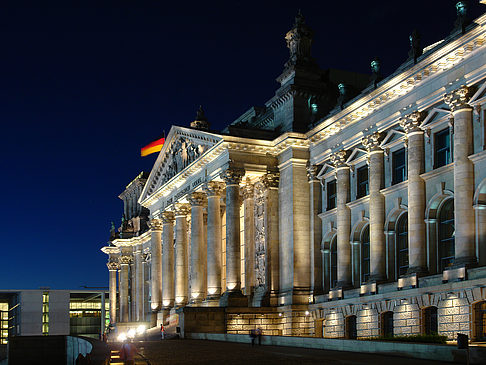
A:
<box><xmin>42</xmin><ymin>292</ymin><xmax>49</xmax><ymax>335</ymax></box>
<box><xmin>327</xmin><ymin>180</ymin><xmax>337</xmax><ymax>210</ymax></box>
<box><xmin>434</xmin><ymin>128</ymin><xmax>451</xmax><ymax>168</ymax></box>
<box><xmin>356</xmin><ymin>166</ymin><xmax>369</xmax><ymax>199</ymax></box>
<box><xmin>392</xmin><ymin>148</ymin><xmax>406</xmax><ymax>185</ymax></box>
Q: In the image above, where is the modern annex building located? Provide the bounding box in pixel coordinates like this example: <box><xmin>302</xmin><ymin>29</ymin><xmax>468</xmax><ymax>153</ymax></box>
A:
<box><xmin>102</xmin><ymin>2</ymin><xmax>486</xmax><ymax>341</ymax></box>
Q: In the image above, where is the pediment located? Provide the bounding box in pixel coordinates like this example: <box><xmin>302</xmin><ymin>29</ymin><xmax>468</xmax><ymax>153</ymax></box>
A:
<box><xmin>316</xmin><ymin>163</ymin><xmax>334</xmax><ymax>179</ymax></box>
<box><xmin>470</xmin><ymin>81</ymin><xmax>486</xmax><ymax>105</ymax></box>
<box><xmin>420</xmin><ymin>108</ymin><xmax>450</xmax><ymax>129</ymax></box>
<box><xmin>346</xmin><ymin>148</ymin><xmax>367</xmax><ymax>165</ymax></box>
<box><xmin>140</xmin><ymin>126</ymin><xmax>223</xmax><ymax>201</ymax></box>
<box><xmin>380</xmin><ymin>129</ymin><xmax>406</xmax><ymax>149</ymax></box>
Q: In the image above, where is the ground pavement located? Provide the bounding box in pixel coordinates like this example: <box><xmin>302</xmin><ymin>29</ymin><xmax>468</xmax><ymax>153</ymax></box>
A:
<box><xmin>109</xmin><ymin>338</ymin><xmax>452</xmax><ymax>365</ymax></box>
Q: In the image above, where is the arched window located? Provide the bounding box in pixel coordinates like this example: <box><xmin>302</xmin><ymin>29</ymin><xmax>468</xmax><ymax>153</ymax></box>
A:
<box><xmin>396</xmin><ymin>214</ymin><xmax>409</xmax><ymax>277</ymax></box>
<box><xmin>381</xmin><ymin>311</ymin><xmax>394</xmax><ymax>337</ymax></box>
<box><xmin>345</xmin><ymin>315</ymin><xmax>357</xmax><ymax>339</ymax></box>
<box><xmin>361</xmin><ymin>225</ymin><xmax>370</xmax><ymax>283</ymax></box>
<box><xmin>423</xmin><ymin>306</ymin><xmax>438</xmax><ymax>335</ymax></box>
<box><xmin>438</xmin><ymin>199</ymin><xmax>454</xmax><ymax>271</ymax></box>
<box><xmin>330</xmin><ymin>236</ymin><xmax>338</xmax><ymax>288</ymax></box>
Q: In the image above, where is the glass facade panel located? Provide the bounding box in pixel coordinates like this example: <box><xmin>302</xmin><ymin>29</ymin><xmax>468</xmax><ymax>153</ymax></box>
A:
<box><xmin>392</xmin><ymin>148</ymin><xmax>406</xmax><ymax>185</ymax></box>
<box><xmin>357</xmin><ymin>166</ymin><xmax>369</xmax><ymax>198</ymax></box>
<box><xmin>397</xmin><ymin>214</ymin><xmax>409</xmax><ymax>277</ymax></box>
<box><xmin>439</xmin><ymin>199</ymin><xmax>455</xmax><ymax>271</ymax></box>
<box><xmin>434</xmin><ymin>128</ymin><xmax>451</xmax><ymax>168</ymax></box>
<box><xmin>327</xmin><ymin>180</ymin><xmax>337</xmax><ymax>210</ymax></box>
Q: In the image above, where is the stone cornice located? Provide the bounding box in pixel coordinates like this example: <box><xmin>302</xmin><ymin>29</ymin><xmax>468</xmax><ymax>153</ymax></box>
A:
<box><xmin>108</xmin><ymin>230</ymin><xmax>151</xmax><ymax>248</ymax></box>
<box><xmin>306</xmin><ymin>19</ymin><xmax>485</xmax><ymax>145</ymax></box>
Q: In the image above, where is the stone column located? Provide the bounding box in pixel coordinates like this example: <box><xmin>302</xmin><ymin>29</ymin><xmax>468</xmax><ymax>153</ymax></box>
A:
<box><xmin>119</xmin><ymin>254</ymin><xmax>132</xmax><ymax>322</ymax></box>
<box><xmin>149</xmin><ymin>219</ymin><xmax>163</xmax><ymax>312</ymax></box>
<box><xmin>106</xmin><ymin>259</ymin><xmax>119</xmax><ymax>324</ymax></box>
<box><xmin>400</xmin><ymin>112</ymin><xmax>427</xmax><ymax>274</ymax></box>
<box><xmin>161</xmin><ymin>211</ymin><xmax>175</xmax><ymax>309</ymax></box>
<box><xmin>142</xmin><ymin>252</ymin><xmax>150</xmax><ymax>322</ymax></box>
<box><xmin>330</xmin><ymin>150</ymin><xmax>352</xmax><ymax>287</ymax></box>
<box><xmin>221</xmin><ymin>167</ymin><xmax>245</xmax><ymax>294</ymax></box>
<box><xmin>242</xmin><ymin>180</ymin><xmax>255</xmax><ymax>297</ymax></box>
<box><xmin>262</xmin><ymin>172</ymin><xmax>280</xmax><ymax>304</ymax></box>
<box><xmin>203</xmin><ymin>181</ymin><xmax>225</xmax><ymax>300</ymax></box>
<box><xmin>130</xmin><ymin>253</ymin><xmax>137</xmax><ymax>321</ymax></box>
<box><xmin>174</xmin><ymin>203</ymin><xmax>190</xmax><ymax>306</ymax></box>
<box><xmin>189</xmin><ymin>192</ymin><xmax>207</xmax><ymax>304</ymax></box>
<box><xmin>445</xmin><ymin>86</ymin><xmax>476</xmax><ymax>266</ymax></box>
<box><xmin>134</xmin><ymin>246</ymin><xmax>144</xmax><ymax>321</ymax></box>
<box><xmin>307</xmin><ymin>164</ymin><xmax>323</xmax><ymax>295</ymax></box>
<box><xmin>362</xmin><ymin>132</ymin><xmax>386</xmax><ymax>281</ymax></box>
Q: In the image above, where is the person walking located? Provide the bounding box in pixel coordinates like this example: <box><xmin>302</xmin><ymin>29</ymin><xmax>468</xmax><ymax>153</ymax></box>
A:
<box><xmin>160</xmin><ymin>324</ymin><xmax>165</xmax><ymax>340</ymax></box>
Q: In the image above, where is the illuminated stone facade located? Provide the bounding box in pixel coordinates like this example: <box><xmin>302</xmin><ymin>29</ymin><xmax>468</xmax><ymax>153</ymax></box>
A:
<box><xmin>102</xmin><ymin>3</ymin><xmax>486</xmax><ymax>341</ymax></box>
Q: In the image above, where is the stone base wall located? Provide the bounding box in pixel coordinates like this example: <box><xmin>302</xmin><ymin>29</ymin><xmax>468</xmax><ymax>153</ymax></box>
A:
<box><xmin>282</xmin><ymin>310</ymin><xmax>312</xmax><ymax>336</ymax></box>
<box><xmin>438</xmin><ymin>295</ymin><xmax>470</xmax><ymax>339</ymax></box>
<box><xmin>393</xmin><ymin>303</ymin><xmax>420</xmax><ymax>336</ymax></box>
<box><xmin>357</xmin><ymin>308</ymin><xmax>379</xmax><ymax>338</ymax></box>
<box><xmin>227</xmin><ymin>312</ymin><xmax>282</xmax><ymax>336</ymax></box>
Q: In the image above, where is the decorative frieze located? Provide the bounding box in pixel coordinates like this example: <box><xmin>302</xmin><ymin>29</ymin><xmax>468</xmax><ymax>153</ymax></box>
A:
<box><xmin>399</xmin><ymin>111</ymin><xmax>426</xmax><ymax>134</ymax></box>
<box><xmin>221</xmin><ymin>167</ymin><xmax>245</xmax><ymax>185</ymax></box>
<box><xmin>444</xmin><ymin>85</ymin><xmax>473</xmax><ymax>112</ymax></box>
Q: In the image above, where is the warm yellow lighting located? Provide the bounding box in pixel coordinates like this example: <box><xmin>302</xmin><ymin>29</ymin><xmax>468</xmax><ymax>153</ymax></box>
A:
<box><xmin>208</xmin><ymin>288</ymin><xmax>217</xmax><ymax>295</ymax></box>
<box><xmin>305</xmin><ymin>311</ymin><xmax>310</xmax><ymax>316</ymax></box>
<box><xmin>163</xmin><ymin>300</ymin><xmax>171</xmax><ymax>307</ymax></box>
<box><xmin>176</xmin><ymin>297</ymin><xmax>183</xmax><ymax>303</ymax></box>
<box><xmin>127</xmin><ymin>328</ymin><xmax>136</xmax><ymax>338</ymax></box>
<box><xmin>151</xmin><ymin>303</ymin><xmax>158</xmax><ymax>310</ymax></box>
<box><xmin>278</xmin><ymin>313</ymin><xmax>282</xmax><ymax>317</ymax></box>
<box><xmin>227</xmin><ymin>283</ymin><xmax>236</xmax><ymax>290</ymax></box>
<box><xmin>117</xmin><ymin>333</ymin><xmax>127</xmax><ymax>342</ymax></box>
<box><xmin>137</xmin><ymin>325</ymin><xmax>146</xmax><ymax>335</ymax></box>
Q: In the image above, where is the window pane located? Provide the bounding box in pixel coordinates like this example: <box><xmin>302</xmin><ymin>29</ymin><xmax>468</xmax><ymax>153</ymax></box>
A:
<box><xmin>435</xmin><ymin>129</ymin><xmax>451</xmax><ymax>168</ymax></box>
<box><xmin>361</xmin><ymin>226</ymin><xmax>370</xmax><ymax>282</ymax></box>
<box><xmin>392</xmin><ymin>148</ymin><xmax>406</xmax><ymax>185</ymax></box>
<box><xmin>327</xmin><ymin>180</ymin><xmax>337</xmax><ymax>210</ymax></box>
<box><xmin>396</xmin><ymin>214</ymin><xmax>409</xmax><ymax>276</ymax></box>
<box><xmin>357</xmin><ymin>166</ymin><xmax>369</xmax><ymax>198</ymax></box>
<box><xmin>330</xmin><ymin>237</ymin><xmax>337</xmax><ymax>288</ymax></box>
<box><xmin>439</xmin><ymin>199</ymin><xmax>455</xmax><ymax>271</ymax></box>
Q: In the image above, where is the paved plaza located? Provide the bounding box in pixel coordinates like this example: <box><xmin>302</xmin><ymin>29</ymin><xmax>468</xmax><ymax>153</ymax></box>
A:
<box><xmin>109</xmin><ymin>339</ymin><xmax>448</xmax><ymax>364</ymax></box>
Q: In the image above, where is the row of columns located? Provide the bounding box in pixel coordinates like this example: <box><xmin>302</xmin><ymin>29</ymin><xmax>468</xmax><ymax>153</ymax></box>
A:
<box><xmin>327</xmin><ymin>85</ymin><xmax>476</xmax><ymax>288</ymax></box>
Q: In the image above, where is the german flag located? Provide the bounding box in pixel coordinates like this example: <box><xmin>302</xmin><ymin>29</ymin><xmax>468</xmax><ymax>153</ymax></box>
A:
<box><xmin>141</xmin><ymin>135</ymin><xmax>165</xmax><ymax>157</ymax></box>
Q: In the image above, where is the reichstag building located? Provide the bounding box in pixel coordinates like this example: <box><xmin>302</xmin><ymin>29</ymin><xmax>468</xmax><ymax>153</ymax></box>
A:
<box><xmin>102</xmin><ymin>2</ymin><xmax>486</xmax><ymax>341</ymax></box>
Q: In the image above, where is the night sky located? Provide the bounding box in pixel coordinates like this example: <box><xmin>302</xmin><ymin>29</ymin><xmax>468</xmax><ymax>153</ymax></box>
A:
<box><xmin>1</xmin><ymin>1</ymin><xmax>484</xmax><ymax>290</ymax></box>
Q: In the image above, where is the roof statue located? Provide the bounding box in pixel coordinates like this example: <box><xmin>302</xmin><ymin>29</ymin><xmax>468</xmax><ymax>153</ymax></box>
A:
<box><xmin>369</xmin><ymin>57</ymin><xmax>383</xmax><ymax>89</ymax></box>
<box><xmin>408</xmin><ymin>29</ymin><xmax>423</xmax><ymax>64</ymax></box>
<box><xmin>190</xmin><ymin>105</ymin><xmax>210</xmax><ymax>131</ymax></box>
<box><xmin>453</xmin><ymin>1</ymin><xmax>471</xmax><ymax>34</ymax></box>
<box><xmin>284</xmin><ymin>10</ymin><xmax>316</xmax><ymax>69</ymax></box>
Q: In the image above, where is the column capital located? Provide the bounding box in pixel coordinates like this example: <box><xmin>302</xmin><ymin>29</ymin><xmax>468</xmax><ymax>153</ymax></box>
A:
<box><xmin>142</xmin><ymin>252</ymin><xmax>151</xmax><ymax>263</ymax></box>
<box><xmin>242</xmin><ymin>179</ymin><xmax>254</xmax><ymax>200</ymax></box>
<box><xmin>188</xmin><ymin>192</ymin><xmax>207</xmax><ymax>207</ymax></box>
<box><xmin>106</xmin><ymin>260</ymin><xmax>120</xmax><ymax>271</ymax></box>
<box><xmin>261</xmin><ymin>171</ymin><xmax>280</xmax><ymax>188</ymax></box>
<box><xmin>444</xmin><ymin>85</ymin><xmax>473</xmax><ymax>112</ymax></box>
<box><xmin>306</xmin><ymin>163</ymin><xmax>320</xmax><ymax>182</ymax></box>
<box><xmin>161</xmin><ymin>211</ymin><xmax>175</xmax><ymax>224</ymax></box>
<box><xmin>362</xmin><ymin>132</ymin><xmax>383</xmax><ymax>153</ymax></box>
<box><xmin>329</xmin><ymin>150</ymin><xmax>348</xmax><ymax>168</ymax></box>
<box><xmin>203</xmin><ymin>181</ymin><xmax>225</xmax><ymax>197</ymax></box>
<box><xmin>119</xmin><ymin>255</ymin><xmax>133</xmax><ymax>265</ymax></box>
<box><xmin>220</xmin><ymin>167</ymin><xmax>245</xmax><ymax>185</ymax></box>
<box><xmin>149</xmin><ymin>218</ymin><xmax>164</xmax><ymax>231</ymax></box>
<box><xmin>174</xmin><ymin>203</ymin><xmax>191</xmax><ymax>216</ymax></box>
<box><xmin>399</xmin><ymin>111</ymin><xmax>426</xmax><ymax>134</ymax></box>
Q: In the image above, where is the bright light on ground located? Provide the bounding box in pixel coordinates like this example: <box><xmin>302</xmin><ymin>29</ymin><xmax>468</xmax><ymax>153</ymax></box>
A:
<box><xmin>137</xmin><ymin>325</ymin><xmax>146</xmax><ymax>334</ymax></box>
<box><xmin>117</xmin><ymin>333</ymin><xmax>127</xmax><ymax>342</ymax></box>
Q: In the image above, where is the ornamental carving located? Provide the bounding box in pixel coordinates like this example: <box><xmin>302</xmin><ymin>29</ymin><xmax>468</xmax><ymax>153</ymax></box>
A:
<box><xmin>306</xmin><ymin>163</ymin><xmax>319</xmax><ymax>182</ymax></box>
<box><xmin>329</xmin><ymin>150</ymin><xmax>348</xmax><ymax>168</ymax></box>
<box><xmin>119</xmin><ymin>255</ymin><xmax>133</xmax><ymax>265</ymax></box>
<box><xmin>444</xmin><ymin>85</ymin><xmax>473</xmax><ymax>112</ymax></box>
<box><xmin>188</xmin><ymin>192</ymin><xmax>207</xmax><ymax>207</ymax></box>
<box><xmin>220</xmin><ymin>168</ymin><xmax>245</xmax><ymax>185</ymax></box>
<box><xmin>174</xmin><ymin>203</ymin><xmax>190</xmax><ymax>216</ymax></box>
<box><xmin>399</xmin><ymin>111</ymin><xmax>426</xmax><ymax>134</ymax></box>
<box><xmin>254</xmin><ymin>181</ymin><xmax>266</xmax><ymax>287</ymax></box>
<box><xmin>149</xmin><ymin>218</ymin><xmax>163</xmax><ymax>231</ymax></box>
<box><xmin>142</xmin><ymin>252</ymin><xmax>151</xmax><ymax>263</ymax></box>
<box><xmin>362</xmin><ymin>132</ymin><xmax>382</xmax><ymax>152</ymax></box>
<box><xmin>106</xmin><ymin>260</ymin><xmax>120</xmax><ymax>271</ymax></box>
<box><xmin>203</xmin><ymin>181</ymin><xmax>225</xmax><ymax>197</ymax></box>
<box><xmin>161</xmin><ymin>211</ymin><xmax>175</xmax><ymax>224</ymax></box>
<box><xmin>261</xmin><ymin>172</ymin><xmax>279</xmax><ymax>188</ymax></box>
<box><xmin>242</xmin><ymin>179</ymin><xmax>254</xmax><ymax>201</ymax></box>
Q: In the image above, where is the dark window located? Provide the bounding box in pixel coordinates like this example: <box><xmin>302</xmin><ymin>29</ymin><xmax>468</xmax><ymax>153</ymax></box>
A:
<box><xmin>435</xmin><ymin>128</ymin><xmax>451</xmax><ymax>168</ymax></box>
<box><xmin>474</xmin><ymin>301</ymin><xmax>486</xmax><ymax>341</ymax></box>
<box><xmin>424</xmin><ymin>307</ymin><xmax>438</xmax><ymax>335</ymax></box>
<box><xmin>327</xmin><ymin>180</ymin><xmax>337</xmax><ymax>210</ymax></box>
<box><xmin>330</xmin><ymin>237</ymin><xmax>338</xmax><ymax>288</ymax></box>
<box><xmin>439</xmin><ymin>199</ymin><xmax>455</xmax><ymax>271</ymax></box>
<box><xmin>361</xmin><ymin>225</ymin><xmax>370</xmax><ymax>283</ymax></box>
<box><xmin>382</xmin><ymin>311</ymin><xmax>394</xmax><ymax>337</ymax></box>
<box><xmin>392</xmin><ymin>148</ymin><xmax>406</xmax><ymax>185</ymax></box>
<box><xmin>345</xmin><ymin>315</ymin><xmax>357</xmax><ymax>339</ymax></box>
<box><xmin>397</xmin><ymin>214</ymin><xmax>409</xmax><ymax>277</ymax></box>
<box><xmin>357</xmin><ymin>166</ymin><xmax>369</xmax><ymax>198</ymax></box>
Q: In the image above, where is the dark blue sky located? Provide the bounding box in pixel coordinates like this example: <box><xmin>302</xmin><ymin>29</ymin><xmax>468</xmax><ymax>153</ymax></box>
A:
<box><xmin>1</xmin><ymin>1</ymin><xmax>483</xmax><ymax>289</ymax></box>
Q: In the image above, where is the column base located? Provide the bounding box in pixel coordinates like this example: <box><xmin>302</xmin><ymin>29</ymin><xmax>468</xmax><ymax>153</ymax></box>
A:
<box><xmin>453</xmin><ymin>256</ymin><xmax>477</xmax><ymax>268</ymax></box>
<box><xmin>406</xmin><ymin>266</ymin><xmax>429</xmax><ymax>276</ymax></box>
<box><xmin>219</xmin><ymin>290</ymin><xmax>248</xmax><ymax>307</ymax></box>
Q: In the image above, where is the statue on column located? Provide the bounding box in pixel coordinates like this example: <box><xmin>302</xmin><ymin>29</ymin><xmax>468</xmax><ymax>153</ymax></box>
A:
<box><xmin>452</xmin><ymin>1</ymin><xmax>470</xmax><ymax>34</ymax></box>
<box><xmin>284</xmin><ymin>10</ymin><xmax>316</xmax><ymax>69</ymax></box>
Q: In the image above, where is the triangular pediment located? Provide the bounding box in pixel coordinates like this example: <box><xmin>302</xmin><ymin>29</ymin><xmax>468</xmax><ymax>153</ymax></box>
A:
<box><xmin>420</xmin><ymin>108</ymin><xmax>450</xmax><ymax>129</ymax></box>
<box><xmin>346</xmin><ymin>148</ymin><xmax>367</xmax><ymax>165</ymax></box>
<box><xmin>470</xmin><ymin>81</ymin><xmax>486</xmax><ymax>105</ymax></box>
<box><xmin>140</xmin><ymin>126</ymin><xmax>223</xmax><ymax>202</ymax></box>
<box><xmin>380</xmin><ymin>129</ymin><xmax>406</xmax><ymax>149</ymax></box>
<box><xmin>317</xmin><ymin>163</ymin><xmax>334</xmax><ymax>179</ymax></box>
